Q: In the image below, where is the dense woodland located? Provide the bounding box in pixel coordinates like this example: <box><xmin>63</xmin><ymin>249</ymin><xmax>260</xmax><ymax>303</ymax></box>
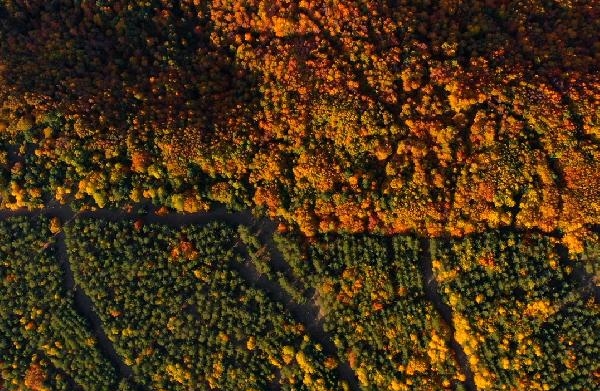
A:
<box><xmin>65</xmin><ymin>219</ymin><xmax>343</xmax><ymax>391</ymax></box>
<box><xmin>294</xmin><ymin>235</ymin><xmax>466</xmax><ymax>390</ymax></box>
<box><xmin>0</xmin><ymin>215</ymin><xmax>597</xmax><ymax>390</ymax></box>
<box><xmin>0</xmin><ymin>1</ymin><xmax>599</xmax><ymax>390</ymax></box>
<box><xmin>430</xmin><ymin>232</ymin><xmax>599</xmax><ymax>390</ymax></box>
<box><xmin>275</xmin><ymin>232</ymin><xmax>599</xmax><ymax>390</ymax></box>
<box><xmin>0</xmin><ymin>217</ymin><xmax>118</xmax><ymax>390</ymax></box>
<box><xmin>0</xmin><ymin>0</ymin><xmax>599</xmax><ymax>252</ymax></box>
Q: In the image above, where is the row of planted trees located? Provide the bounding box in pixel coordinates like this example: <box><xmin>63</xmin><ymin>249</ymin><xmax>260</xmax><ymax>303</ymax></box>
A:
<box><xmin>274</xmin><ymin>230</ymin><xmax>599</xmax><ymax>391</ymax></box>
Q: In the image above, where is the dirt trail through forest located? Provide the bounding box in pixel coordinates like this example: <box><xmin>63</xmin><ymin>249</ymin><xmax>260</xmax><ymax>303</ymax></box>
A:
<box><xmin>56</xmin><ymin>229</ymin><xmax>134</xmax><ymax>380</ymax></box>
<box><xmin>418</xmin><ymin>237</ymin><xmax>477</xmax><ymax>391</ymax></box>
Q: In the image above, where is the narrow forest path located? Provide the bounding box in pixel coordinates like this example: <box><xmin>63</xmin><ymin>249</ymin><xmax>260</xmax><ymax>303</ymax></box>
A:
<box><xmin>418</xmin><ymin>238</ymin><xmax>477</xmax><ymax>391</ymax></box>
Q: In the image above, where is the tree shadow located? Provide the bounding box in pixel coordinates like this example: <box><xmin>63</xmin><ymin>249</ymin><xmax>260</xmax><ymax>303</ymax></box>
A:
<box><xmin>0</xmin><ymin>0</ymin><xmax>261</xmax><ymax>161</ymax></box>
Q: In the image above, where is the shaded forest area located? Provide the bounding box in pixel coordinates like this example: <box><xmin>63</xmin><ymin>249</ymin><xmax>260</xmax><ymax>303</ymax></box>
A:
<box><xmin>0</xmin><ymin>0</ymin><xmax>598</xmax><ymax>253</ymax></box>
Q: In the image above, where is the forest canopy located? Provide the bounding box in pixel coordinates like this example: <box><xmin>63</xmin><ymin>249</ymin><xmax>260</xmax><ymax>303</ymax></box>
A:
<box><xmin>0</xmin><ymin>0</ymin><xmax>598</xmax><ymax>251</ymax></box>
<box><xmin>1</xmin><ymin>2</ymin><xmax>599</xmax><ymax>391</ymax></box>
<box><xmin>3</xmin><ymin>215</ymin><xmax>596</xmax><ymax>390</ymax></box>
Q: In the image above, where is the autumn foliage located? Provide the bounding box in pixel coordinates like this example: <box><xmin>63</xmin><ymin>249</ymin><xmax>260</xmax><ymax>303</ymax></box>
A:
<box><xmin>0</xmin><ymin>0</ymin><xmax>599</xmax><ymax>248</ymax></box>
